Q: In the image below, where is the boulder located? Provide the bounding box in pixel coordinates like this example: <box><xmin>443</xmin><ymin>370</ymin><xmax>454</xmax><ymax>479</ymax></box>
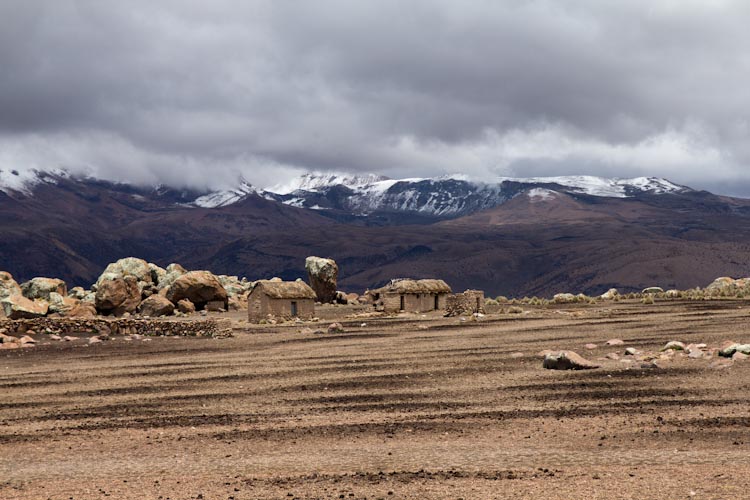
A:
<box><xmin>542</xmin><ymin>351</ymin><xmax>600</xmax><ymax>370</ymax></box>
<box><xmin>138</xmin><ymin>295</ymin><xmax>175</xmax><ymax>317</ymax></box>
<box><xmin>177</xmin><ymin>299</ymin><xmax>196</xmax><ymax>314</ymax></box>
<box><xmin>305</xmin><ymin>256</ymin><xmax>339</xmax><ymax>304</ymax></box>
<box><xmin>719</xmin><ymin>343</ymin><xmax>750</xmax><ymax>358</ymax></box>
<box><xmin>48</xmin><ymin>292</ymin><xmax>80</xmax><ymax>316</ymax></box>
<box><xmin>67</xmin><ymin>302</ymin><xmax>97</xmax><ymax>318</ymax></box>
<box><xmin>345</xmin><ymin>292</ymin><xmax>360</xmax><ymax>304</ymax></box>
<box><xmin>148</xmin><ymin>263</ymin><xmax>167</xmax><ymax>287</ymax></box>
<box><xmin>68</xmin><ymin>287</ymin><xmax>87</xmax><ymax>300</ymax></box>
<box><xmin>21</xmin><ymin>277</ymin><xmax>67</xmax><ymax>300</ymax></box>
<box><xmin>166</xmin><ymin>271</ymin><xmax>227</xmax><ymax>310</ymax></box>
<box><xmin>600</xmin><ymin>288</ymin><xmax>618</xmax><ymax>300</ymax></box>
<box><xmin>96</xmin><ymin>257</ymin><xmax>153</xmax><ymax>288</ymax></box>
<box><xmin>157</xmin><ymin>263</ymin><xmax>188</xmax><ymax>291</ymax></box>
<box><xmin>0</xmin><ymin>295</ymin><xmax>49</xmax><ymax>319</ymax></box>
<box><xmin>95</xmin><ymin>276</ymin><xmax>141</xmax><ymax>316</ymax></box>
<box><xmin>0</xmin><ymin>271</ymin><xmax>22</xmax><ymax>299</ymax></box>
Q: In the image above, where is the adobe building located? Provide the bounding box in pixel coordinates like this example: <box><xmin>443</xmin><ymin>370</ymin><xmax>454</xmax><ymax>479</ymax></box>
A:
<box><xmin>445</xmin><ymin>289</ymin><xmax>486</xmax><ymax>316</ymax></box>
<box><xmin>247</xmin><ymin>280</ymin><xmax>316</xmax><ymax>322</ymax></box>
<box><xmin>371</xmin><ymin>279</ymin><xmax>452</xmax><ymax>313</ymax></box>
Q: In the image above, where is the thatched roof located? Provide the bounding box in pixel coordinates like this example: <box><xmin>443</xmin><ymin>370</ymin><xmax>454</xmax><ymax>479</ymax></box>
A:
<box><xmin>251</xmin><ymin>280</ymin><xmax>317</xmax><ymax>299</ymax></box>
<box><xmin>377</xmin><ymin>279</ymin><xmax>452</xmax><ymax>294</ymax></box>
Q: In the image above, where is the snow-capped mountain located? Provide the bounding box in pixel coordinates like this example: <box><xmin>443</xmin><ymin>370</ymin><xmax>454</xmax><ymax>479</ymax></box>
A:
<box><xmin>256</xmin><ymin>172</ymin><xmax>691</xmax><ymax>218</ymax></box>
<box><xmin>0</xmin><ymin>168</ymin><xmax>70</xmax><ymax>195</ymax></box>
<box><xmin>192</xmin><ymin>179</ymin><xmax>257</xmax><ymax>208</ymax></box>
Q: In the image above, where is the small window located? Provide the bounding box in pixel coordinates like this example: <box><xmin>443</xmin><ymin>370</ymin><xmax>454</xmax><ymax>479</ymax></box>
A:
<box><xmin>400</xmin><ymin>295</ymin><xmax>405</xmax><ymax>311</ymax></box>
<box><xmin>291</xmin><ymin>301</ymin><xmax>298</xmax><ymax>316</ymax></box>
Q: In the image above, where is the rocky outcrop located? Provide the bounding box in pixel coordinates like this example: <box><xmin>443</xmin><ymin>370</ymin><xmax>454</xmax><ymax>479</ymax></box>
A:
<box><xmin>600</xmin><ymin>288</ymin><xmax>619</xmax><ymax>300</ymax></box>
<box><xmin>165</xmin><ymin>271</ymin><xmax>227</xmax><ymax>310</ymax></box>
<box><xmin>305</xmin><ymin>256</ymin><xmax>338</xmax><ymax>304</ymax></box>
<box><xmin>138</xmin><ymin>295</ymin><xmax>175</xmax><ymax>317</ymax></box>
<box><xmin>21</xmin><ymin>277</ymin><xmax>67</xmax><ymax>300</ymax></box>
<box><xmin>95</xmin><ymin>276</ymin><xmax>141</xmax><ymax>316</ymax></box>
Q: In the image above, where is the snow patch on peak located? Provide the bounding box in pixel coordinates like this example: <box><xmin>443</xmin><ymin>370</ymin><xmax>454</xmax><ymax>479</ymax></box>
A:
<box><xmin>267</xmin><ymin>172</ymin><xmax>390</xmax><ymax>195</ymax></box>
<box><xmin>0</xmin><ymin>168</ymin><xmax>68</xmax><ymax>195</ymax></box>
<box><xmin>499</xmin><ymin>175</ymin><xmax>686</xmax><ymax>198</ymax></box>
<box><xmin>192</xmin><ymin>179</ymin><xmax>257</xmax><ymax>208</ymax></box>
<box><xmin>527</xmin><ymin>188</ymin><xmax>558</xmax><ymax>202</ymax></box>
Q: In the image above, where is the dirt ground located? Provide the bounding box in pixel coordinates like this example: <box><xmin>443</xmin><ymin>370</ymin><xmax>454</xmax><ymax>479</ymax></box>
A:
<box><xmin>2</xmin><ymin>300</ymin><xmax>750</xmax><ymax>499</ymax></box>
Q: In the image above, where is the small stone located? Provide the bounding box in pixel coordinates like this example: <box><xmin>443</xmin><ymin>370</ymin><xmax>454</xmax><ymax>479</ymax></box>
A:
<box><xmin>327</xmin><ymin>322</ymin><xmax>344</xmax><ymax>334</ymax></box>
<box><xmin>63</xmin><ymin>335</ymin><xmax>79</xmax><ymax>341</ymax></box>
<box><xmin>732</xmin><ymin>352</ymin><xmax>748</xmax><ymax>361</ymax></box>
<box><xmin>89</xmin><ymin>336</ymin><xmax>102</xmax><ymax>344</ymax></box>
<box><xmin>19</xmin><ymin>335</ymin><xmax>36</xmax><ymax>345</ymax></box>
<box><xmin>584</xmin><ymin>343</ymin><xmax>598</xmax><ymax>350</ymax></box>
<box><xmin>605</xmin><ymin>352</ymin><xmax>620</xmax><ymax>360</ymax></box>
<box><xmin>688</xmin><ymin>350</ymin><xmax>705</xmax><ymax>359</ymax></box>
<box><xmin>624</xmin><ymin>347</ymin><xmax>639</xmax><ymax>356</ymax></box>
<box><xmin>606</xmin><ymin>339</ymin><xmax>625</xmax><ymax>346</ymax></box>
<box><xmin>542</xmin><ymin>351</ymin><xmax>600</xmax><ymax>370</ymax></box>
<box><xmin>661</xmin><ymin>341</ymin><xmax>686</xmax><ymax>351</ymax></box>
<box><xmin>49</xmin><ymin>334</ymin><xmax>62</xmax><ymax>341</ymax></box>
<box><xmin>510</xmin><ymin>352</ymin><xmax>524</xmax><ymax>359</ymax></box>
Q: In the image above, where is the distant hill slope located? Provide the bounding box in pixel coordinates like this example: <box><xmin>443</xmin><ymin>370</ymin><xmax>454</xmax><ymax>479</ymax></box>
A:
<box><xmin>1</xmin><ymin>169</ymin><xmax>749</xmax><ymax>297</ymax></box>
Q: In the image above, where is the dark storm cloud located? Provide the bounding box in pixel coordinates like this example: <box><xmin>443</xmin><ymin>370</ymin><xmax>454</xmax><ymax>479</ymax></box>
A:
<box><xmin>0</xmin><ymin>0</ymin><xmax>749</xmax><ymax>193</ymax></box>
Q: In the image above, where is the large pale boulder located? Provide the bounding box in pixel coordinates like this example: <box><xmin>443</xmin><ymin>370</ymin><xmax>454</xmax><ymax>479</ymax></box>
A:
<box><xmin>95</xmin><ymin>257</ymin><xmax>153</xmax><ymax>288</ymax></box>
<box><xmin>165</xmin><ymin>271</ymin><xmax>227</xmax><ymax>310</ymax></box>
<box><xmin>0</xmin><ymin>272</ymin><xmax>22</xmax><ymax>299</ymax></box>
<box><xmin>305</xmin><ymin>256</ymin><xmax>338</xmax><ymax>304</ymax></box>
<box><xmin>21</xmin><ymin>277</ymin><xmax>67</xmax><ymax>300</ymax></box>
<box><xmin>600</xmin><ymin>288</ymin><xmax>619</xmax><ymax>300</ymax></box>
<box><xmin>0</xmin><ymin>295</ymin><xmax>49</xmax><ymax>319</ymax></box>
<box><xmin>148</xmin><ymin>263</ymin><xmax>167</xmax><ymax>287</ymax></box>
<box><xmin>553</xmin><ymin>293</ymin><xmax>577</xmax><ymax>304</ymax></box>
<box><xmin>95</xmin><ymin>276</ymin><xmax>141</xmax><ymax>316</ymax></box>
<box><xmin>138</xmin><ymin>295</ymin><xmax>175</xmax><ymax>317</ymax></box>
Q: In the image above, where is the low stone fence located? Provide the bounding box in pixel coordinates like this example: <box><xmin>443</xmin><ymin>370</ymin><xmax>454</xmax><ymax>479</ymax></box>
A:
<box><xmin>0</xmin><ymin>317</ymin><xmax>233</xmax><ymax>338</ymax></box>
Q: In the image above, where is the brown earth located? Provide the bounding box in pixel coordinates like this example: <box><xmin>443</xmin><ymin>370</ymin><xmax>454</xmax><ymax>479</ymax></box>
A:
<box><xmin>2</xmin><ymin>300</ymin><xmax>750</xmax><ymax>499</ymax></box>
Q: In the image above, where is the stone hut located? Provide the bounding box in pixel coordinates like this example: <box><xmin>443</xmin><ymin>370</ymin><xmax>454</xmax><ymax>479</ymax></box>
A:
<box><xmin>372</xmin><ymin>279</ymin><xmax>452</xmax><ymax>313</ymax></box>
<box><xmin>445</xmin><ymin>289</ymin><xmax>486</xmax><ymax>316</ymax></box>
<box><xmin>247</xmin><ymin>280</ymin><xmax>316</xmax><ymax>322</ymax></box>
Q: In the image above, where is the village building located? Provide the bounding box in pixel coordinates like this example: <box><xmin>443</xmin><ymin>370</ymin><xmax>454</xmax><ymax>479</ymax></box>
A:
<box><xmin>371</xmin><ymin>279</ymin><xmax>452</xmax><ymax>313</ymax></box>
<box><xmin>445</xmin><ymin>289</ymin><xmax>486</xmax><ymax>316</ymax></box>
<box><xmin>247</xmin><ymin>280</ymin><xmax>316</xmax><ymax>322</ymax></box>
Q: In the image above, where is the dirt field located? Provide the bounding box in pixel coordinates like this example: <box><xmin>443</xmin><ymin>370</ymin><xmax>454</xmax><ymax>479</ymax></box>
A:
<box><xmin>2</xmin><ymin>300</ymin><xmax>750</xmax><ymax>499</ymax></box>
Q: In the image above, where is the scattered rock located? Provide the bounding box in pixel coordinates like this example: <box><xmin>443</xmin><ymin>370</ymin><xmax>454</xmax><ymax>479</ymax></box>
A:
<box><xmin>606</xmin><ymin>339</ymin><xmax>625</xmax><ymax>346</ymax></box>
<box><xmin>19</xmin><ymin>335</ymin><xmax>36</xmax><ymax>345</ymax></box>
<box><xmin>600</xmin><ymin>288</ymin><xmax>619</xmax><ymax>300</ymax></box>
<box><xmin>605</xmin><ymin>352</ymin><xmax>620</xmax><ymax>360</ymax></box>
<box><xmin>542</xmin><ymin>351</ymin><xmax>600</xmax><ymax>370</ymax></box>
<box><xmin>88</xmin><ymin>336</ymin><xmax>102</xmax><ymax>344</ymax></box>
<box><xmin>63</xmin><ymin>335</ymin><xmax>79</xmax><ymax>341</ymax></box>
<box><xmin>509</xmin><ymin>352</ymin><xmax>524</xmax><ymax>359</ymax></box>
<box><xmin>661</xmin><ymin>341</ymin><xmax>686</xmax><ymax>351</ymax></box>
<box><xmin>49</xmin><ymin>334</ymin><xmax>62</xmax><ymax>341</ymax></box>
<box><xmin>305</xmin><ymin>256</ymin><xmax>339</xmax><ymax>304</ymax></box>
<box><xmin>732</xmin><ymin>352</ymin><xmax>749</xmax><ymax>361</ymax></box>
<box><xmin>719</xmin><ymin>343</ymin><xmax>750</xmax><ymax>358</ymax></box>
<box><xmin>553</xmin><ymin>293</ymin><xmax>577</xmax><ymax>304</ymax></box>
<box><xmin>624</xmin><ymin>347</ymin><xmax>639</xmax><ymax>356</ymax></box>
<box><xmin>584</xmin><ymin>343</ymin><xmax>598</xmax><ymax>350</ymax></box>
<box><xmin>327</xmin><ymin>322</ymin><xmax>344</xmax><ymax>334</ymax></box>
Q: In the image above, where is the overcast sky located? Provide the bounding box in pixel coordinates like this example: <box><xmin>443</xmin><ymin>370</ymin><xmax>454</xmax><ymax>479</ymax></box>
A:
<box><xmin>1</xmin><ymin>1</ymin><xmax>749</xmax><ymax>195</ymax></box>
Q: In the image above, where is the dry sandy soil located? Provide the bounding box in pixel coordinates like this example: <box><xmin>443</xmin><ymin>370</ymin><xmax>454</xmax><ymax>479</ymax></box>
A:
<box><xmin>2</xmin><ymin>300</ymin><xmax>750</xmax><ymax>499</ymax></box>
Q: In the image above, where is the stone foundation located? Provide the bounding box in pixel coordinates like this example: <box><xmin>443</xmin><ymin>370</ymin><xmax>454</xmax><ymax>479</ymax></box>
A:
<box><xmin>0</xmin><ymin>317</ymin><xmax>233</xmax><ymax>338</ymax></box>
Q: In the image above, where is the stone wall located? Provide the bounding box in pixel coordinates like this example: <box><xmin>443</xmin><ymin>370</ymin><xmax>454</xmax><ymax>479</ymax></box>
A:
<box><xmin>445</xmin><ymin>290</ymin><xmax>486</xmax><ymax>317</ymax></box>
<box><xmin>0</xmin><ymin>317</ymin><xmax>233</xmax><ymax>338</ymax></box>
